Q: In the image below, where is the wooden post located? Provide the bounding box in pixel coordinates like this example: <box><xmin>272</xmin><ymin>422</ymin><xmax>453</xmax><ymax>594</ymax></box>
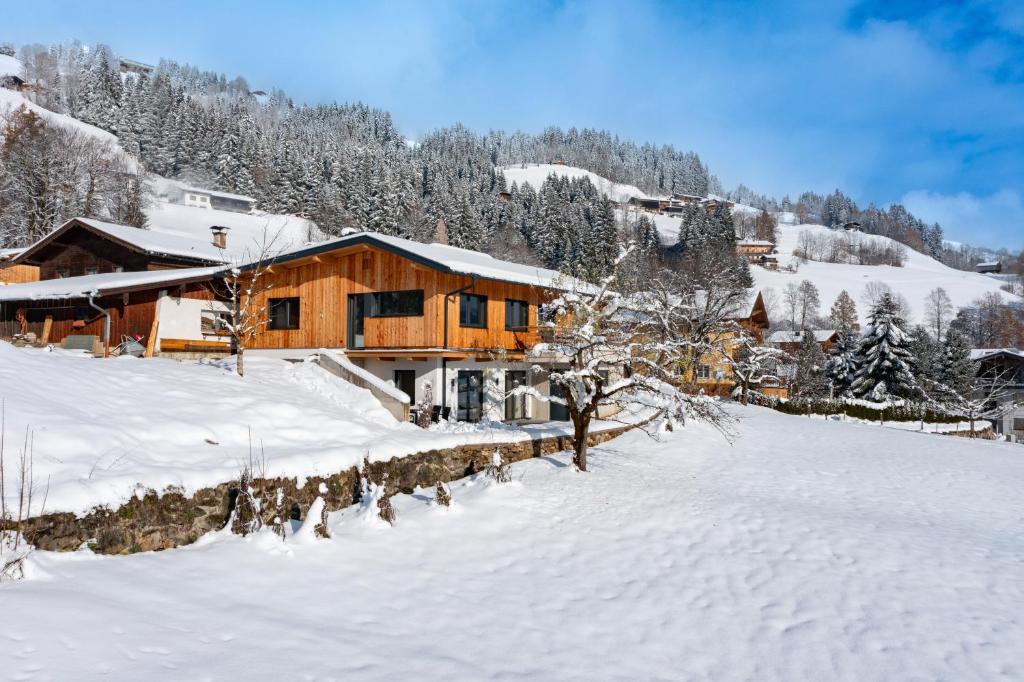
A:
<box><xmin>145</xmin><ymin>319</ymin><xmax>159</xmax><ymax>358</ymax></box>
<box><xmin>40</xmin><ymin>315</ymin><xmax>52</xmax><ymax>345</ymax></box>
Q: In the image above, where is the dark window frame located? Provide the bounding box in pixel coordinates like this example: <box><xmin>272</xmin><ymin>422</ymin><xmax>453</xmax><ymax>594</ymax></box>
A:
<box><xmin>268</xmin><ymin>297</ymin><xmax>300</xmax><ymax>330</ymax></box>
<box><xmin>504</xmin><ymin>298</ymin><xmax>530</xmax><ymax>331</ymax></box>
<box><xmin>368</xmin><ymin>289</ymin><xmax>424</xmax><ymax>318</ymax></box>
<box><xmin>459</xmin><ymin>293</ymin><xmax>488</xmax><ymax>328</ymax></box>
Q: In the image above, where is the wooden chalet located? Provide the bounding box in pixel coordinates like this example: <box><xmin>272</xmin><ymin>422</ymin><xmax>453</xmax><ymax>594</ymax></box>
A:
<box><xmin>689</xmin><ymin>290</ymin><xmax>773</xmax><ymax>397</ymax></box>
<box><xmin>0</xmin><ymin>248</ymin><xmax>38</xmax><ymax>285</ymax></box>
<box><xmin>767</xmin><ymin>329</ymin><xmax>840</xmax><ymax>355</ymax></box>
<box><xmin>0</xmin><ymin>218</ymin><xmax>231</xmax><ymax>355</ymax></box>
<box><xmin>243</xmin><ymin>231</ymin><xmax>591</xmax><ymax>423</ymax></box>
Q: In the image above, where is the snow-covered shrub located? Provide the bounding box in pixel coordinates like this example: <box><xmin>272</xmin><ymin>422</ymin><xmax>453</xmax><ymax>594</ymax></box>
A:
<box><xmin>1</xmin><ymin>417</ymin><xmax>47</xmax><ymax>582</ymax></box>
<box><xmin>434</xmin><ymin>481</ymin><xmax>451</xmax><ymax>507</ymax></box>
<box><xmin>313</xmin><ymin>483</ymin><xmax>331</xmax><ymax>539</ymax></box>
<box><xmin>358</xmin><ymin>460</ymin><xmax>396</xmax><ymax>526</ymax></box>
<box><xmin>270</xmin><ymin>487</ymin><xmax>287</xmax><ymax>540</ymax></box>
<box><xmin>229</xmin><ymin>465</ymin><xmax>263</xmax><ymax>536</ymax></box>
<box><xmin>416</xmin><ymin>382</ymin><xmax>434</xmax><ymax>429</ymax></box>
<box><xmin>485</xmin><ymin>450</ymin><xmax>511</xmax><ymax>484</ymax></box>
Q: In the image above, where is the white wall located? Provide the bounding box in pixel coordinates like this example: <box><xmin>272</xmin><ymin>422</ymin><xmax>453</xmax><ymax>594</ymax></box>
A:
<box><xmin>155</xmin><ymin>296</ymin><xmax>229</xmax><ymax>342</ymax></box>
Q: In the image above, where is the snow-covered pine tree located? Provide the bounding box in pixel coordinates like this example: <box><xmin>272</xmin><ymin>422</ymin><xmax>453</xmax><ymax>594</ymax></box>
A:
<box><xmin>792</xmin><ymin>331</ymin><xmax>829</xmax><ymax>400</ymax></box>
<box><xmin>849</xmin><ymin>293</ymin><xmax>922</xmax><ymax>401</ymax></box>
<box><xmin>824</xmin><ymin>327</ymin><xmax>858</xmax><ymax>397</ymax></box>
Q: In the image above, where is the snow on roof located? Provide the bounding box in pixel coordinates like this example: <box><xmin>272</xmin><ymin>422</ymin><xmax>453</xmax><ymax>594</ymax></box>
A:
<box><xmin>969</xmin><ymin>348</ymin><xmax>1024</xmax><ymax>362</ymax></box>
<box><xmin>179</xmin><ymin>185</ymin><xmax>257</xmax><ymax>204</ymax></box>
<box><xmin>16</xmin><ymin>217</ymin><xmax>230</xmax><ymax>265</ymax></box>
<box><xmin>145</xmin><ymin>200</ymin><xmax>320</xmax><ymax>255</ymax></box>
<box><xmin>768</xmin><ymin>329</ymin><xmax>838</xmax><ymax>344</ymax></box>
<box><xmin>0</xmin><ymin>247</ymin><xmax>24</xmax><ymax>261</ymax></box>
<box><xmin>975</xmin><ymin>262</ymin><xmax>1000</xmax><ymax>267</ymax></box>
<box><xmin>0</xmin><ymin>54</ymin><xmax>23</xmax><ymax>79</ymax></box>
<box><xmin>738</xmin><ymin>239</ymin><xmax>774</xmax><ymax>246</ymax></box>
<box><xmin>0</xmin><ymin>265</ymin><xmax>222</xmax><ymax>302</ymax></box>
<box><xmin>273</xmin><ymin>231</ymin><xmax>594</xmax><ymax>292</ymax></box>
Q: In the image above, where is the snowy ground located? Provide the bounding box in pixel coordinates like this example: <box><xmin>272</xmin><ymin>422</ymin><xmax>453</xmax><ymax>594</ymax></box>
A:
<box><xmin>0</xmin><ymin>343</ymin><xmax>631</xmax><ymax>516</ymax></box>
<box><xmin>3</xmin><ymin>406</ymin><xmax>1021</xmax><ymax>681</ymax></box>
<box><xmin>500</xmin><ymin>163</ymin><xmax>650</xmax><ymax>203</ymax></box>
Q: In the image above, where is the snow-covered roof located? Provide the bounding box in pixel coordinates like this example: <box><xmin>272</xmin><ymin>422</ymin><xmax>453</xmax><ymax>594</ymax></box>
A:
<box><xmin>270</xmin><ymin>231</ymin><xmax>593</xmax><ymax>292</ymax></box>
<box><xmin>737</xmin><ymin>239</ymin><xmax>774</xmax><ymax>247</ymax></box>
<box><xmin>179</xmin><ymin>186</ymin><xmax>257</xmax><ymax>204</ymax></box>
<box><xmin>0</xmin><ymin>54</ymin><xmax>23</xmax><ymax>79</ymax></box>
<box><xmin>768</xmin><ymin>329</ymin><xmax>838</xmax><ymax>344</ymax></box>
<box><xmin>970</xmin><ymin>348</ymin><xmax>1024</xmax><ymax>362</ymax></box>
<box><xmin>0</xmin><ymin>266</ymin><xmax>222</xmax><ymax>302</ymax></box>
<box><xmin>975</xmin><ymin>262</ymin><xmax>1000</xmax><ymax>268</ymax></box>
<box><xmin>15</xmin><ymin>217</ymin><xmax>230</xmax><ymax>265</ymax></box>
<box><xmin>0</xmin><ymin>247</ymin><xmax>24</xmax><ymax>261</ymax></box>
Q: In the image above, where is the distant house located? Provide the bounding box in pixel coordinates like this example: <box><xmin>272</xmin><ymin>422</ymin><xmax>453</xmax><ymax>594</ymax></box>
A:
<box><xmin>975</xmin><ymin>261</ymin><xmax>1002</xmax><ymax>274</ymax></box>
<box><xmin>970</xmin><ymin>348</ymin><xmax>1024</xmax><ymax>441</ymax></box>
<box><xmin>768</xmin><ymin>329</ymin><xmax>840</xmax><ymax>355</ymax></box>
<box><xmin>180</xmin><ymin>186</ymin><xmax>257</xmax><ymax>214</ymax></box>
<box><xmin>688</xmin><ymin>291</ymin><xmax>773</xmax><ymax>397</ymax></box>
<box><xmin>0</xmin><ymin>53</ymin><xmax>26</xmax><ymax>91</ymax></box>
<box><xmin>736</xmin><ymin>239</ymin><xmax>778</xmax><ymax>269</ymax></box>
<box><xmin>627</xmin><ymin>196</ymin><xmax>667</xmax><ymax>212</ymax></box>
<box><xmin>119</xmin><ymin>58</ymin><xmax>155</xmax><ymax>76</ymax></box>
<box><xmin>0</xmin><ymin>247</ymin><xmax>38</xmax><ymax>285</ymax></box>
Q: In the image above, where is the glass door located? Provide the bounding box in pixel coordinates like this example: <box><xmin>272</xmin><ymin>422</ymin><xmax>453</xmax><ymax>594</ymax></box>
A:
<box><xmin>505</xmin><ymin>370</ymin><xmax>527</xmax><ymax>421</ymax></box>
<box><xmin>549</xmin><ymin>380</ymin><xmax>570</xmax><ymax>421</ymax></box>
<box><xmin>457</xmin><ymin>370</ymin><xmax>483</xmax><ymax>422</ymax></box>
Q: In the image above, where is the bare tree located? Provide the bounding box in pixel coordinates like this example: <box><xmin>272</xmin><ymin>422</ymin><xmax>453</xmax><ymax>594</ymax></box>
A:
<box><xmin>208</xmin><ymin>229</ymin><xmax>283</xmax><ymax>376</ymax></box>
<box><xmin>525</xmin><ymin>249</ymin><xmax>735</xmax><ymax>471</ymax></box>
<box><xmin>729</xmin><ymin>333</ymin><xmax>792</xmax><ymax>405</ymax></box>
<box><xmin>1</xmin><ymin>404</ymin><xmax>49</xmax><ymax>582</ymax></box>
<box><xmin>924</xmin><ymin>287</ymin><xmax>953</xmax><ymax>340</ymax></box>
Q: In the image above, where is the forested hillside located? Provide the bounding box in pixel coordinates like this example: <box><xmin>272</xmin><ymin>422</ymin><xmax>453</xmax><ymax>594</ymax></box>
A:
<box><xmin>0</xmin><ymin>41</ymin><xmax>1015</xmax><ymax>279</ymax></box>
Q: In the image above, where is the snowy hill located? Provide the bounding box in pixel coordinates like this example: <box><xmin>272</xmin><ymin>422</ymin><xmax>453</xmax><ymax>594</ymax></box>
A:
<box><xmin>753</xmin><ymin>223</ymin><xmax>1019</xmax><ymax>324</ymax></box>
<box><xmin>500</xmin><ymin>162</ymin><xmax>652</xmax><ymax>203</ymax></box>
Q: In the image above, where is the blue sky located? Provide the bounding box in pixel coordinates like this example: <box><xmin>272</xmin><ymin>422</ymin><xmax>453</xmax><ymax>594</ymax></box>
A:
<box><xmin>4</xmin><ymin>0</ymin><xmax>1022</xmax><ymax>248</ymax></box>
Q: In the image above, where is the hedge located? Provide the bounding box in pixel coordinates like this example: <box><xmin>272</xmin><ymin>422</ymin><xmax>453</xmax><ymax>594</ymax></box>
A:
<box><xmin>744</xmin><ymin>392</ymin><xmax>966</xmax><ymax>424</ymax></box>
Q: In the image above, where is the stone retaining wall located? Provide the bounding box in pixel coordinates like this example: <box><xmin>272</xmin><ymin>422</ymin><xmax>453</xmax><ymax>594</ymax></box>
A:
<box><xmin>14</xmin><ymin>422</ymin><xmax>642</xmax><ymax>555</ymax></box>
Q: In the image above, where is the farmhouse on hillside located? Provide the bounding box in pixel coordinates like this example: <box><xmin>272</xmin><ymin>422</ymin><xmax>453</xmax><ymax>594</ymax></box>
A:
<box><xmin>971</xmin><ymin>348</ymin><xmax>1024</xmax><ymax>441</ymax></box>
<box><xmin>768</xmin><ymin>329</ymin><xmax>840</xmax><ymax>355</ymax></box>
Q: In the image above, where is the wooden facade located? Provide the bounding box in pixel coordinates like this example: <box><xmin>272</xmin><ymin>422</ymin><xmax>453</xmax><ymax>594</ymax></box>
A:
<box><xmin>0</xmin><ymin>284</ymin><xmax>214</xmax><ymax>348</ymax></box>
<box><xmin>0</xmin><ymin>263</ymin><xmax>40</xmax><ymax>285</ymax></box>
<box><xmin>248</xmin><ymin>244</ymin><xmax>548</xmax><ymax>354</ymax></box>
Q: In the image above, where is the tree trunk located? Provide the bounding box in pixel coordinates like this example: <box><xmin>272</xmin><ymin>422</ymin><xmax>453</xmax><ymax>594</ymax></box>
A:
<box><xmin>237</xmin><ymin>345</ymin><xmax>245</xmax><ymax>377</ymax></box>
<box><xmin>572</xmin><ymin>415</ymin><xmax>590</xmax><ymax>472</ymax></box>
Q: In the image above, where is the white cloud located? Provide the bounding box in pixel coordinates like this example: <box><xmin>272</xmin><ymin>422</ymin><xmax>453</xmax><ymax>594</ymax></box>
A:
<box><xmin>900</xmin><ymin>188</ymin><xmax>1024</xmax><ymax>248</ymax></box>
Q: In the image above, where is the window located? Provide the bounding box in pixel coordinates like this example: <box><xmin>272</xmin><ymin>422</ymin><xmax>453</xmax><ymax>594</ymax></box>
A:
<box><xmin>84</xmin><ymin>267</ymin><xmax>99</xmax><ymax>276</ymax></box>
<box><xmin>268</xmin><ymin>297</ymin><xmax>300</xmax><ymax>330</ymax></box>
<box><xmin>697</xmin><ymin>364</ymin><xmax>711</xmax><ymax>380</ymax></box>
<box><xmin>114</xmin><ymin>266</ymin><xmax>124</xmax><ymax>273</ymax></box>
<box><xmin>1014</xmin><ymin>418</ymin><xmax>1024</xmax><ymax>432</ymax></box>
<box><xmin>505</xmin><ymin>299</ymin><xmax>529</xmax><ymax>330</ymax></box>
<box><xmin>460</xmin><ymin>293</ymin><xmax>487</xmax><ymax>328</ymax></box>
<box><xmin>56</xmin><ymin>269</ymin><xmax>70</xmax><ymax>279</ymax></box>
<box><xmin>369</xmin><ymin>290</ymin><xmax>423</xmax><ymax>317</ymax></box>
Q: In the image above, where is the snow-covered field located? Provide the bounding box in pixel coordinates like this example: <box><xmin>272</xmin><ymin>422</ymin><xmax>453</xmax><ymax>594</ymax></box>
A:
<box><xmin>755</xmin><ymin>223</ymin><xmax>1016</xmax><ymax>324</ymax></box>
<box><xmin>500</xmin><ymin>163</ymin><xmax>650</xmax><ymax>203</ymax></box>
<box><xmin>3</xmin><ymin>406</ymin><xmax>1021</xmax><ymax>680</ymax></box>
<box><xmin>0</xmin><ymin>344</ymin><xmax>628</xmax><ymax>515</ymax></box>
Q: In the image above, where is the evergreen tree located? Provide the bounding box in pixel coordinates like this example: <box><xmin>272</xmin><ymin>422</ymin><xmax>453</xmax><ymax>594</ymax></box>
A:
<box><xmin>824</xmin><ymin>328</ymin><xmax>858</xmax><ymax>397</ymax></box>
<box><xmin>792</xmin><ymin>331</ymin><xmax>829</xmax><ymax>399</ymax></box>
<box><xmin>940</xmin><ymin>328</ymin><xmax>974</xmax><ymax>397</ymax></box>
<box><xmin>828</xmin><ymin>290</ymin><xmax>859</xmax><ymax>332</ymax></box>
<box><xmin>850</xmin><ymin>294</ymin><xmax>922</xmax><ymax>401</ymax></box>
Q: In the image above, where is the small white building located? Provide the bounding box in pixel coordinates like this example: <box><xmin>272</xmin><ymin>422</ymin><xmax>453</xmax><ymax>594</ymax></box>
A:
<box><xmin>180</xmin><ymin>187</ymin><xmax>257</xmax><ymax>214</ymax></box>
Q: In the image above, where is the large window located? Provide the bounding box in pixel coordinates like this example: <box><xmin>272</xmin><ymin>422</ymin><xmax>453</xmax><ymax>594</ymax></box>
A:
<box><xmin>505</xmin><ymin>299</ymin><xmax>529</xmax><ymax>330</ymax></box>
<box><xmin>369</xmin><ymin>290</ymin><xmax>423</xmax><ymax>317</ymax></box>
<box><xmin>460</xmin><ymin>293</ymin><xmax>488</xmax><ymax>328</ymax></box>
<box><xmin>268</xmin><ymin>297</ymin><xmax>300</xmax><ymax>330</ymax></box>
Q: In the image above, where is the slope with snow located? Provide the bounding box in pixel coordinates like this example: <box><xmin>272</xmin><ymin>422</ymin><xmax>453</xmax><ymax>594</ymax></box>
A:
<box><xmin>0</xmin><ymin>344</ymin><xmax>629</xmax><ymax>515</ymax></box>
<box><xmin>500</xmin><ymin>162</ymin><xmax>651</xmax><ymax>203</ymax></box>
<box><xmin>752</xmin><ymin>223</ymin><xmax>1019</xmax><ymax>324</ymax></box>
<box><xmin>2</xmin><ymin>406</ymin><xmax>1021</xmax><ymax>680</ymax></box>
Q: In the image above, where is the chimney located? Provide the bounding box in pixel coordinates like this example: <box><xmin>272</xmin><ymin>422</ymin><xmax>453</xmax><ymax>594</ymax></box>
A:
<box><xmin>210</xmin><ymin>225</ymin><xmax>229</xmax><ymax>249</ymax></box>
